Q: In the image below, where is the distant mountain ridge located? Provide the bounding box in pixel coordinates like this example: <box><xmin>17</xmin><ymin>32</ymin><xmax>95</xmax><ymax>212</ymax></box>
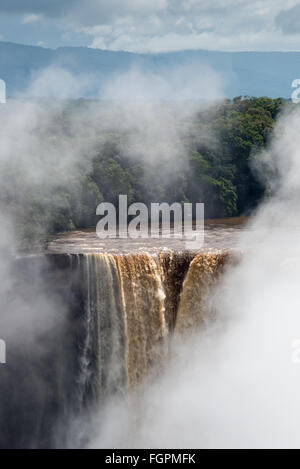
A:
<box><xmin>0</xmin><ymin>41</ymin><xmax>299</xmax><ymax>98</ymax></box>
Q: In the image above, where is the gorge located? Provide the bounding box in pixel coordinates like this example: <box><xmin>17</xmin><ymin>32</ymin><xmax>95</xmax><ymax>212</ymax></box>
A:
<box><xmin>0</xmin><ymin>242</ymin><xmax>235</xmax><ymax>448</ymax></box>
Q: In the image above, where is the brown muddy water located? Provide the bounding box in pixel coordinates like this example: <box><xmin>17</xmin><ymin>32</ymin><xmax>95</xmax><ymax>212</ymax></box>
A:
<box><xmin>47</xmin><ymin>217</ymin><xmax>250</xmax><ymax>255</ymax></box>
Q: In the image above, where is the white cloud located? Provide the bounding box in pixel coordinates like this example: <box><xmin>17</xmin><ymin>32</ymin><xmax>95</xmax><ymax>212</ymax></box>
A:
<box><xmin>78</xmin><ymin>0</ymin><xmax>300</xmax><ymax>52</ymax></box>
<box><xmin>21</xmin><ymin>13</ymin><xmax>42</xmax><ymax>24</ymax></box>
<box><xmin>4</xmin><ymin>0</ymin><xmax>300</xmax><ymax>52</ymax></box>
<box><xmin>276</xmin><ymin>4</ymin><xmax>300</xmax><ymax>34</ymax></box>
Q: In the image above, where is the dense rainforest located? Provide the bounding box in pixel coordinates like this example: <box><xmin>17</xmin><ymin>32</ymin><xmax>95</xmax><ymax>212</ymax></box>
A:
<box><xmin>1</xmin><ymin>96</ymin><xmax>286</xmax><ymax>249</ymax></box>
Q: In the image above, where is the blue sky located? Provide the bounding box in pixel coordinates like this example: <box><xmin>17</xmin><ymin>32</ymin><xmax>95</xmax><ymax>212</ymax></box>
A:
<box><xmin>1</xmin><ymin>0</ymin><xmax>300</xmax><ymax>52</ymax></box>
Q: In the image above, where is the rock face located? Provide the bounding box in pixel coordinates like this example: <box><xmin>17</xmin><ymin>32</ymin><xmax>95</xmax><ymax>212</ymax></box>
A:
<box><xmin>0</xmin><ymin>250</ymin><xmax>233</xmax><ymax>448</ymax></box>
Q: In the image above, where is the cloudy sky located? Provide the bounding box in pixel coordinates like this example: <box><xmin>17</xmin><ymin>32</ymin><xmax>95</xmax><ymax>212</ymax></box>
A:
<box><xmin>1</xmin><ymin>0</ymin><xmax>300</xmax><ymax>52</ymax></box>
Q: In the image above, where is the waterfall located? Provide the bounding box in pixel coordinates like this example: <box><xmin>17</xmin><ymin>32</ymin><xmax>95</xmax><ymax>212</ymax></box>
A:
<box><xmin>175</xmin><ymin>252</ymin><xmax>230</xmax><ymax>334</ymax></box>
<box><xmin>0</xmin><ymin>250</ymin><xmax>233</xmax><ymax>448</ymax></box>
<box><xmin>74</xmin><ymin>251</ymin><xmax>231</xmax><ymax>403</ymax></box>
<box><xmin>116</xmin><ymin>254</ymin><xmax>168</xmax><ymax>388</ymax></box>
<box><xmin>76</xmin><ymin>254</ymin><xmax>127</xmax><ymax>405</ymax></box>
<box><xmin>76</xmin><ymin>253</ymin><xmax>168</xmax><ymax>396</ymax></box>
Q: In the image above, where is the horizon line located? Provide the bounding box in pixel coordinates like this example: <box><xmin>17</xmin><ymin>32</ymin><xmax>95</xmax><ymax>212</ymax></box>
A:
<box><xmin>1</xmin><ymin>40</ymin><xmax>300</xmax><ymax>55</ymax></box>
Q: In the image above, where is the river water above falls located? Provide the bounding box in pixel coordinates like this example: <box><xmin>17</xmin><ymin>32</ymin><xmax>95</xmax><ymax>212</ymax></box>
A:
<box><xmin>47</xmin><ymin>217</ymin><xmax>249</xmax><ymax>254</ymax></box>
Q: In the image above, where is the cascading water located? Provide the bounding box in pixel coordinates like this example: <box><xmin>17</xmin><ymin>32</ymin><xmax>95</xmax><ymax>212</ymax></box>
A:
<box><xmin>74</xmin><ymin>251</ymin><xmax>230</xmax><ymax>401</ymax></box>
<box><xmin>74</xmin><ymin>253</ymin><xmax>127</xmax><ymax>411</ymax></box>
<box><xmin>0</xmin><ymin>249</ymin><xmax>232</xmax><ymax>448</ymax></box>
<box><xmin>76</xmin><ymin>253</ymin><xmax>168</xmax><ymax>395</ymax></box>
<box><xmin>175</xmin><ymin>252</ymin><xmax>230</xmax><ymax>333</ymax></box>
<box><xmin>115</xmin><ymin>254</ymin><xmax>168</xmax><ymax>388</ymax></box>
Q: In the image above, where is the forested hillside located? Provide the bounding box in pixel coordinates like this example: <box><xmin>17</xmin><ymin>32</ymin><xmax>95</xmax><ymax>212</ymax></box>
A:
<box><xmin>1</xmin><ymin>96</ymin><xmax>285</xmax><ymax>248</ymax></box>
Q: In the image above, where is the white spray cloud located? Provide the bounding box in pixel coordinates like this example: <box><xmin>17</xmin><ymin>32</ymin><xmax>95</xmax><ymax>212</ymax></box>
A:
<box><xmin>18</xmin><ymin>61</ymin><xmax>223</xmax><ymax>173</ymax></box>
<box><xmin>96</xmin><ymin>62</ymin><xmax>223</xmax><ymax>173</ymax></box>
<box><xmin>100</xmin><ymin>63</ymin><xmax>223</xmax><ymax>101</ymax></box>
<box><xmin>27</xmin><ymin>66</ymin><xmax>94</xmax><ymax>100</ymax></box>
